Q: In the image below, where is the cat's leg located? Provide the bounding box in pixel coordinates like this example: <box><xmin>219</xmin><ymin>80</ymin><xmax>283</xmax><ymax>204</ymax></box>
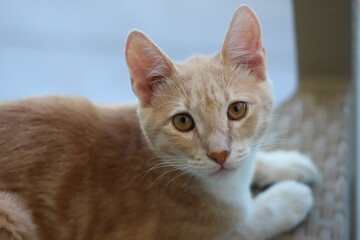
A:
<box><xmin>0</xmin><ymin>192</ymin><xmax>37</xmax><ymax>240</ymax></box>
<box><xmin>232</xmin><ymin>180</ymin><xmax>313</xmax><ymax>240</ymax></box>
<box><xmin>252</xmin><ymin>150</ymin><xmax>319</xmax><ymax>187</ymax></box>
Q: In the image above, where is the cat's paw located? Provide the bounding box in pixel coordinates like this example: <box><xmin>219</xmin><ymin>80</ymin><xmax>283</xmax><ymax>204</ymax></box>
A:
<box><xmin>251</xmin><ymin>180</ymin><xmax>313</xmax><ymax>239</ymax></box>
<box><xmin>254</xmin><ymin>150</ymin><xmax>320</xmax><ymax>187</ymax></box>
<box><xmin>269</xmin><ymin>181</ymin><xmax>313</xmax><ymax>228</ymax></box>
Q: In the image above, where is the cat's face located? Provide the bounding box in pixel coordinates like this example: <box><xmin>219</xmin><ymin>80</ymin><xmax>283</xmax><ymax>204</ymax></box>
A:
<box><xmin>126</xmin><ymin>6</ymin><xmax>273</xmax><ymax>178</ymax></box>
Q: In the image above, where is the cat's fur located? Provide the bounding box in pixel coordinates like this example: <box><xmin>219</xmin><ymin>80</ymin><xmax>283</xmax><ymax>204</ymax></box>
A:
<box><xmin>0</xmin><ymin>5</ymin><xmax>318</xmax><ymax>240</ymax></box>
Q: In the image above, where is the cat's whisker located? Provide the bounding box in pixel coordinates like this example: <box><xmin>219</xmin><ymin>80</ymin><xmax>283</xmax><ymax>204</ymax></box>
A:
<box><xmin>256</xmin><ymin>138</ymin><xmax>286</xmax><ymax>148</ymax></box>
<box><xmin>183</xmin><ymin>172</ymin><xmax>194</xmax><ymax>187</ymax></box>
<box><xmin>251</xmin><ymin>133</ymin><xmax>290</xmax><ymax>151</ymax></box>
<box><xmin>152</xmin><ymin>168</ymin><xmax>180</xmax><ymax>184</ymax></box>
<box><xmin>142</xmin><ymin>165</ymin><xmax>172</xmax><ymax>178</ymax></box>
<box><xmin>181</xmin><ymin>173</ymin><xmax>200</xmax><ymax>193</ymax></box>
<box><xmin>162</xmin><ymin>170</ymin><xmax>190</xmax><ymax>192</ymax></box>
<box><xmin>151</xmin><ymin>166</ymin><xmax>186</xmax><ymax>187</ymax></box>
<box><xmin>145</xmin><ymin>155</ymin><xmax>184</xmax><ymax>162</ymax></box>
<box><xmin>148</xmin><ymin>161</ymin><xmax>186</xmax><ymax>169</ymax></box>
<box><xmin>142</xmin><ymin>160</ymin><xmax>187</xmax><ymax>178</ymax></box>
<box><xmin>258</xmin><ymin>137</ymin><xmax>289</xmax><ymax>146</ymax></box>
<box><xmin>150</xmin><ymin>159</ymin><xmax>187</xmax><ymax>166</ymax></box>
<box><xmin>256</xmin><ymin>131</ymin><xmax>288</xmax><ymax>143</ymax></box>
<box><xmin>256</xmin><ymin>133</ymin><xmax>288</xmax><ymax>144</ymax></box>
<box><xmin>167</xmin><ymin>166</ymin><xmax>197</xmax><ymax>189</ymax></box>
<box><xmin>144</xmin><ymin>158</ymin><xmax>187</xmax><ymax>174</ymax></box>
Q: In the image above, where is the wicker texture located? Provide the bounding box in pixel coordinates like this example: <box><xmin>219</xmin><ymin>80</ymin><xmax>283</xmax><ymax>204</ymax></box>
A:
<box><xmin>267</xmin><ymin>82</ymin><xmax>351</xmax><ymax>240</ymax></box>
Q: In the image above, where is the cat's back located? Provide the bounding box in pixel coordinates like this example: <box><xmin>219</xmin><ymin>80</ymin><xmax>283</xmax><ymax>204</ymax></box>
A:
<box><xmin>0</xmin><ymin>96</ymin><xmax>100</xmax><ymax>167</ymax></box>
<box><xmin>0</xmin><ymin>96</ymin><xmax>160</xmax><ymax>239</ymax></box>
<box><xmin>0</xmin><ymin>96</ymin><xmax>142</xmax><ymax>185</ymax></box>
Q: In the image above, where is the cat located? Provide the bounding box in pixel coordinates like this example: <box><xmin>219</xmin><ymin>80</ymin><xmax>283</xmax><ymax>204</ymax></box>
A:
<box><xmin>0</xmin><ymin>5</ymin><xmax>319</xmax><ymax>240</ymax></box>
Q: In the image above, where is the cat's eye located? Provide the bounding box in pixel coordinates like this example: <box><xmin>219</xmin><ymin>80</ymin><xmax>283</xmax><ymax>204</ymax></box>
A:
<box><xmin>172</xmin><ymin>113</ymin><xmax>195</xmax><ymax>132</ymax></box>
<box><xmin>227</xmin><ymin>101</ymin><xmax>247</xmax><ymax>120</ymax></box>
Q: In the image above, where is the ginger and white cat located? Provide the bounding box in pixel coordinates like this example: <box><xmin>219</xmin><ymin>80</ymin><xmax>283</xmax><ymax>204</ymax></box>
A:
<box><xmin>0</xmin><ymin>5</ymin><xmax>318</xmax><ymax>240</ymax></box>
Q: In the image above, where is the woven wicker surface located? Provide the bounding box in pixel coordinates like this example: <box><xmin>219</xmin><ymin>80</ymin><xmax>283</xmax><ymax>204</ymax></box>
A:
<box><xmin>267</xmin><ymin>81</ymin><xmax>351</xmax><ymax>240</ymax></box>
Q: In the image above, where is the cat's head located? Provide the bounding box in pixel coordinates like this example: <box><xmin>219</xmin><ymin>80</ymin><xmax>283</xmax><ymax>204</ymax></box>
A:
<box><xmin>125</xmin><ymin>5</ymin><xmax>273</xmax><ymax>178</ymax></box>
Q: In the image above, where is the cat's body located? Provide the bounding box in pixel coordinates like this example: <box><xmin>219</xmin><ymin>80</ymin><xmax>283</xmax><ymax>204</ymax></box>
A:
<box><xmin>0</xmin><ymin>5</ymin><xmax>318</xmax><ymax>240</ymax></box>
<box><xmin>0</xmin><ymin>97</ymin><xmax>240</xmax><ymax>239</ymax></box>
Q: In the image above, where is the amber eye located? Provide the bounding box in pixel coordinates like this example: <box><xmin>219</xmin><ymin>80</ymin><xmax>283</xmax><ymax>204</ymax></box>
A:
<box><xmin>227</xmin><ymin>101</ymin><xmax>247</xmax><ymax>120</ymax></box>
<box><xmin>172</xmin><ymin>113</ymin><xmax>195</xmax><ymax>132</ymax></box>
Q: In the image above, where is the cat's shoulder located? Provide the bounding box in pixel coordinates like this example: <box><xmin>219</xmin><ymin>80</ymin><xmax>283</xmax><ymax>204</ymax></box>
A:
<box><xmin>0</xmin><ymin>95</ymin><xmax>94</xmax><ymax>112</ymax></box>
<box><xmin>0</xmin><ymin>96</ymin><xmax>139</xmax><ymax>131</ymax></box>
<box><xmin>0</xmin><ymin>96</ymin><xmax>137</xmax><ymax>116</ymax></box>
<box><xmin>0</xmin><ymin>96</ymin><xmax>141</xmax><ymax>156</ymax></box>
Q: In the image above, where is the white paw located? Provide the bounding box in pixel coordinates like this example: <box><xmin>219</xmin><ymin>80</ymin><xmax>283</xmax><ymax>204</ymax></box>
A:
<box><xmin>254</xmin><ymin>180</ymin><xmax>313</xmax><ymax>236</ymax></box>
<box><xmin>270</xmin><ymin>181</ymin><xmax>313</xmax><ymax>227</ymax></box>
<box><xmin>255</xmin><ymin>150</ymin><xmax>320</xmax><ymax>187</ymax></box>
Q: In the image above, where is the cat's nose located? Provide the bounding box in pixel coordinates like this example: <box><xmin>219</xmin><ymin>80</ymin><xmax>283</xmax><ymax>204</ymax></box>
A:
<box><xmin>207</xmin><ymin>150</ymin><xmax>230</xmax><ymax>165</ymax></box>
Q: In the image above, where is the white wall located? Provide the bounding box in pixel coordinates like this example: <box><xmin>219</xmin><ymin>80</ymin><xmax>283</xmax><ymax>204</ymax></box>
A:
<box><xmin>0</xmin><ymin>0</ymin><xmax>297</xmax><ymax>106</ymax></box>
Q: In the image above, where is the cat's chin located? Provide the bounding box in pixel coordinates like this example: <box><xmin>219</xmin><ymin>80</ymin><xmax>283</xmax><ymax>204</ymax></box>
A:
<box><xmin>209</xmin><ymin>167</ymin><xmax>237</xmax><ymax>178</ymax></box>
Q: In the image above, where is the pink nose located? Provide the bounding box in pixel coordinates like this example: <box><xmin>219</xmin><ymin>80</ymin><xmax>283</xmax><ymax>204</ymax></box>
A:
<box><xmin>207</xmin><ymin>150</ymin><xmax>230</xmax><ymax>165</ymax></box>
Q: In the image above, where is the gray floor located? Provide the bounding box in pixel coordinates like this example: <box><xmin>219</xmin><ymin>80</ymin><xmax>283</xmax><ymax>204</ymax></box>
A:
<box><xmin>0</xmin><ymin>0</ymin><xmax>297</xmax><ymax>107</ymax></box>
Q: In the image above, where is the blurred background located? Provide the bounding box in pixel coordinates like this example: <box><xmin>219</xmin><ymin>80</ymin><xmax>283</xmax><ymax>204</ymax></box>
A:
<box><xmin>0</xmin><ymin>0</ymin><xmax>297</xmax><ymax>106</ymax></box>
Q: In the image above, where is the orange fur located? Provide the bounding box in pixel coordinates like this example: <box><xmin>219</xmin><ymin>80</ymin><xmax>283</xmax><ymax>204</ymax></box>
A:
<box><xmin>0</xmin><ymin>5</ymin><xmax>316</xmax><ymax>240</ymax></box>
<box><xmin>0</xmin><ymin>97</ymin><xmax>244</xmax><ymax>239</ymax></box>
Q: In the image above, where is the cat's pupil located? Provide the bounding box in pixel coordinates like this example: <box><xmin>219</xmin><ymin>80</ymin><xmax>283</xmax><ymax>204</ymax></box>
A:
<box><xmin>172</xmin><ymin>114</ymin><xmax>194</xmax><ymax>131</ymax></box>
<box><xmin>181</xmin><ymin>117</ymin><xmax>186</xmax><ymax>124</ymax></box>
<box><xmin>234</xmin><ymin>106</ymin><xmax>239</xmax><ymax>112</ymax></box>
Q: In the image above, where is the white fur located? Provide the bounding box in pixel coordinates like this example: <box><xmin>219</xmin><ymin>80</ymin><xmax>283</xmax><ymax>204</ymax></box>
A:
<box><xmin>201</xmin><ymin>150</ymin><xmax>317</xmax><ymax>240</ymax></box>
<box><xmin>254</xmin><ymin>150</ymin><xmax>320</xmax><ymax>187</ymax></box>
<box><xmin>201</xmin><ymin>157</ymin><xmax>255</xmax><ymax>205</ymax></box>
<box><xmin>237</xmin><ymin>180</ymin><xmax>313</xmax><ymax>240</ymax></box>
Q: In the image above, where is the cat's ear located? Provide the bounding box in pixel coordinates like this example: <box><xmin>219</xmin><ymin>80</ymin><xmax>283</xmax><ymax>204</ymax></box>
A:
<box><xmin>221</xmin><ymin>5</ymin><xmax>266</xmax><ymax>80</ymax></box>
<box><xmin>125</xmin><ymin>30</ymin><xmax>175</xmax><ymax>104</ymax></box>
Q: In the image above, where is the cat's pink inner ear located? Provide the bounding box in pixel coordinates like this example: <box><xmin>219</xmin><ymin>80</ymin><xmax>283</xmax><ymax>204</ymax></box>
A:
<box><xmin>125</xmin><ymin>30</ymin><xmax>174</xmax><ymax>103</ymax></box>
<box><xmin>221</xmin><ymin>5</ymin><xmax>266</xmax><ymax>80</ymax></box>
